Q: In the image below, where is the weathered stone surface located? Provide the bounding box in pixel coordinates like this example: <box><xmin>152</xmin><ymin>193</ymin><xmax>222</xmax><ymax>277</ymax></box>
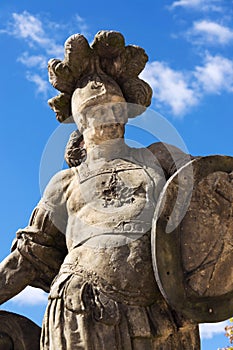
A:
<box><xmin>48</xmin><ymin>31</ymin><xmax>152</xmax><ymax>122</ymax></box>
<box><xmin>0</xmin><ymin>311</ymin><xmax>41</xmax><ymax>350</ymax></box>
<box><xmin>153</xmin><ymin>155</ymin><xmax>233</xmax><ymax>322</ymax></box>
<box><xmin>64</xmin><ymin>130</ymin><xmax>86</xmax><ymax>167</ymax></box>
<box><xmin>1</xmin><ymin>30</ymin><xmax>233</xmax><ymax>350</ymax></box>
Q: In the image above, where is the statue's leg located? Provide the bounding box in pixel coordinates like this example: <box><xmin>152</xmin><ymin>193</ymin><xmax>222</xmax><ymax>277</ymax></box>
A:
<box><xmin>41</xmin><ymin>298</ymin><xmax>90</xmax><ymax>350</ymax></box>
<box><xmin>150</xmin><ymin>324</ymin><xmax>200</xmax><ymax>350</ymax></box>
<box><xmin>124</xmin><ymin>303</ymin><xmax>200</xmax><ymax>350</ymax></box>
<box><xmin>131</xmin><ymin>337</ymin><xmax>153</xmax><ymax>350</ymax></box>
<box><xmin>131</xmin><ymin>330</ymin><xmax>200</xmax><ymax>350</ymax></box>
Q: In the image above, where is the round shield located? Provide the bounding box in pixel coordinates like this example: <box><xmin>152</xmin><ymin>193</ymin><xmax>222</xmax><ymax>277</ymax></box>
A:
<box><xmin>152</xmin><ymin>155</ymin><xmax>233</xmax><ymax>323</ymax></box>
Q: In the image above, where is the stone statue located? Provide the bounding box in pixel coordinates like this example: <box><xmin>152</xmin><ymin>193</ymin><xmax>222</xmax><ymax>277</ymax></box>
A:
<box><xmin>0</xmin><ymin>311</ymin><xmax>41</xmax><ymax>350</ymax></box>
<box><xmin>0</xmin><ymin>30</ymin><xmax>233</xmax><ymax>350</ymax></box>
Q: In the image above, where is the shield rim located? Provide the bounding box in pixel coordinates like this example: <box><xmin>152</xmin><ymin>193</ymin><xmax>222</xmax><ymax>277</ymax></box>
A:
<box><xmin>152</xmin><ymin>155</ymin><xmax>233</xmax><ymax>323</ymax></box>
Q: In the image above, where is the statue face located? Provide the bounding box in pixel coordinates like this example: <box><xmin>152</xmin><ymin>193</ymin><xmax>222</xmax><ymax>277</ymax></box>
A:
<box><xmin>72</xmin><ymin>90</ymin><xmax>127</xmax><ymax>141</ymax></box>
<box><xmin>81</xmin><ymin>100</ymin><xmax>127</xmax><ymax>144</ymax></box>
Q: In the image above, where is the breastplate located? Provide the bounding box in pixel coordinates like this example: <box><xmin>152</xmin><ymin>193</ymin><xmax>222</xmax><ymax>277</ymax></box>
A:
<box><xmin>67</xmin><ymin>159</ymin><xmax>159</xmax><ymax>248</ymax></box>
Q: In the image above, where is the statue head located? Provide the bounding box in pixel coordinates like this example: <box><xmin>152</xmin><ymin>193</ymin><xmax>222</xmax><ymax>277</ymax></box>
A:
<box><xmin>71</xmin><ymin>73</ymin><xmax>127</xmax><ymax>136</ymax></box>
<box><xmin>48</xmin><ymin>30</ymin><xmax>152</xmax><ymax>125</ymax></box>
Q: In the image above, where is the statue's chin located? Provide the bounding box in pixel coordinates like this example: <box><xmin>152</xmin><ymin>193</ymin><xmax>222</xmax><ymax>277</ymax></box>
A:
<box><xmin>84</xmin><ymin>128</ymin><xmax>124</xmax><ymax>146</ymax></box>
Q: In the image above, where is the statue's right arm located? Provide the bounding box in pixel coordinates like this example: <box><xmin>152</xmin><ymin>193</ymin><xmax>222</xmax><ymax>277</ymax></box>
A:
<box><xmin>0</xmin><ymin>248</ymin><xmax>38</xmax><ymax>304</ymax></box>
<box><xmin>0</xmin><ymin>169</ymin><xmax>73</xmax><ymax>305</ymax></box>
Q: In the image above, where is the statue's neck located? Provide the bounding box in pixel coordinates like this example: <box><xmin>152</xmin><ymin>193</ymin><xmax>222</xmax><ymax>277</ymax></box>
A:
<box><xmin>85</xmin><ymin>138</ymin><xmax>128</xmax><ymax>163</ymax></box>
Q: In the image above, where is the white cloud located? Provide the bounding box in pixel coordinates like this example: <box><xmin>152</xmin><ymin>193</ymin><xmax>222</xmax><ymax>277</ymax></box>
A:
<box><xmin>0</xmin><ymin>11</ymin><xmax>90</xmax><ymax>98</ymax></box>
<box><xmin>199</xmin><ymin>320</ymin><xmax>228</xmax><ymax>339</ymax></box>
<box><xmin>46</xmin><ymin>42</ymin><xmax>64</xmax><ymax>58</ymax></box>
<box><xmin>75</xmin><ymin>14</ymin><xmax>90</xmax><ymax>38</ymax></box>
<box><xmin>191</xmin><ymin>20</ymin><xmax>233</xmax><ymax>45</ymax></box>
<box><xmin>12</xmin><ymin>12</ymin><xmax>47</xmax><ymax>45</ymax></box>
<box><xmin>194</xmin><ymin>54</ymin><xmax>233</xmax><ymax>93</ymax></box>
<box><xmin>1</xmin><ymin>11</ymin><xmax>90</xmax><ymax>72</ymax></box>
<box><xmin>17</xmin><ymin>52</ymin><xmax>47</xmax><ymax>69</ymax></box>
<box><xmin>141</xmin><ymin>61</ymin><xmax>199</xmax><ymax>116</ymax></box>
<box><xmin>141</xmin><ymin>53</ymin><xmax>233</xmax><ymax>117</ymax></box>
<box><xmin>26</xmin><ymin>72</ymin><xmax>50</xmax><ymax>95</ymax></box>
<box><xmin>5</xmin><ymin>11</ymin><xmax>88</xmax><ymax>58</ymax></box>
<box><xmin>171</xmin><ymin>0</ymin><xmax>202</xmax><ymax>8</ymax></box>
<box><xmin>4</xmin><ymin>11</ymin><xmax>64</xmax><ymax>58</ymax></box>
<box><xmin>11</xmin><ymin>286</ymin><xmax>48</xmax><ymax>306</ymax></box>
<box><xmin>170</xmin><ymin>0</ymin><xmax>222</xmax><ymax>12</ymax></box>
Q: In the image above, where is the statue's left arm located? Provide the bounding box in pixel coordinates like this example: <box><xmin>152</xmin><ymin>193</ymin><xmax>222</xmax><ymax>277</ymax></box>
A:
<box><xmin>147</xmin><ymin>142</ymin><xmax>196</xmax><ymax>178</ymax></box>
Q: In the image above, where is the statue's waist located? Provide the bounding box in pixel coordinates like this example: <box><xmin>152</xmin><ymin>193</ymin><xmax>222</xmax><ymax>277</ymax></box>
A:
<box><xmin>58</xmin><ymin>236</ymin><xmax>160</xmax><ymax>304</ymax></box>
<box><xmin>66</xmin><ymin>218</ymin><xmax>152</xmax><ymax>249</ymax></box>
<box><xmin>56</xmin><ymin>262</ymin><xmax>158</xmax><ymax>306</ymax></box>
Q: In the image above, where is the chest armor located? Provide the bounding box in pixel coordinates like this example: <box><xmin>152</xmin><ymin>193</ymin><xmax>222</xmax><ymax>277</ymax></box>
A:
<box><xmin>67</xmin><ymin>159</ymin><xmax>161</xmax><ymax>248</ymax></box>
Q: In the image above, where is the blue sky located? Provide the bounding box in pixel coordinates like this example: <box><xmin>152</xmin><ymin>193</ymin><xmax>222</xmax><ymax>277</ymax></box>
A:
<box><xmin>0</xmin><ymin>0</ymin><xmax>233</xmax><ymax>349</ymax></box>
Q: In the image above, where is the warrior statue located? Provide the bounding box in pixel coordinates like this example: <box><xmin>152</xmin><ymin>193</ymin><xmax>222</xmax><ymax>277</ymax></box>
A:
<box><xmin>0</xmin><ymin>31</ymin><xmax>233</xmax><ymax>350</ymax></box>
